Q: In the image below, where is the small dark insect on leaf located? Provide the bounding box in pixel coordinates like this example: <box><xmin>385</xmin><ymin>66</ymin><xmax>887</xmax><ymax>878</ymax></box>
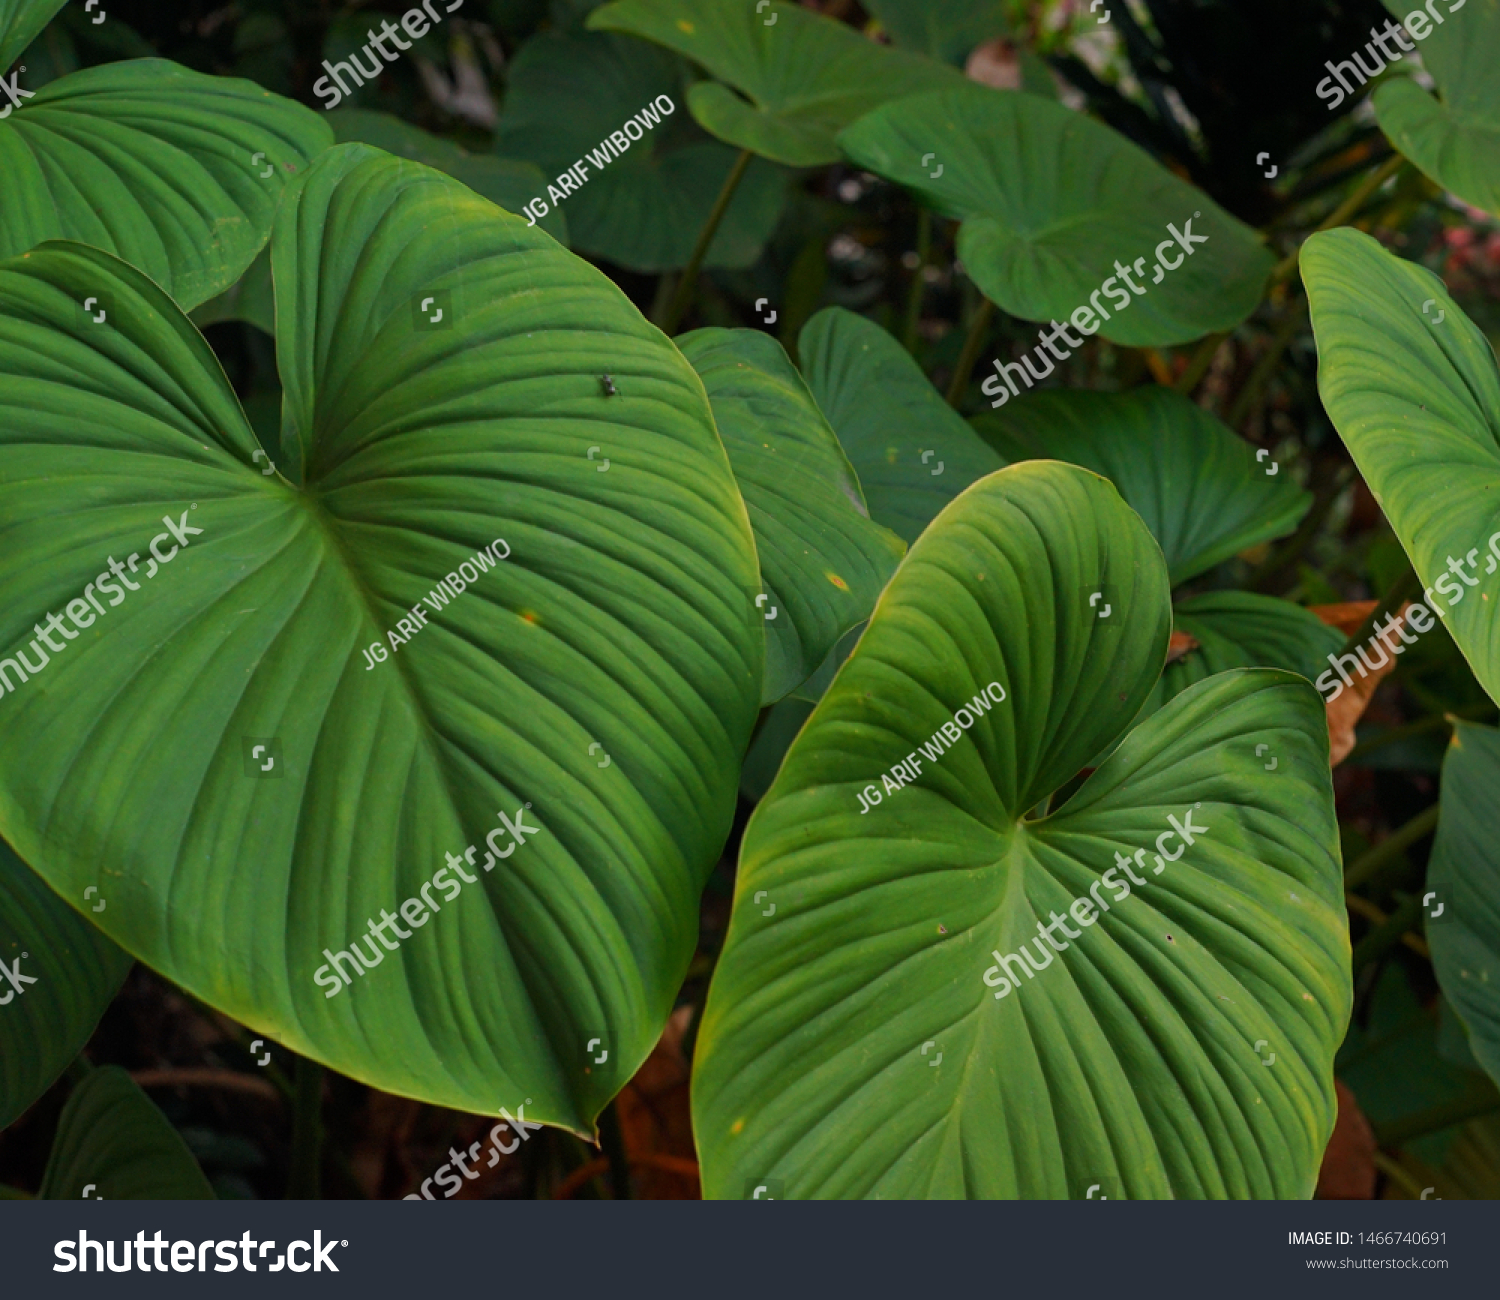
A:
<box><xmin>599</xmin><ymin>374</ymin><xmax>618</xmax><ymax>397</ymax></box>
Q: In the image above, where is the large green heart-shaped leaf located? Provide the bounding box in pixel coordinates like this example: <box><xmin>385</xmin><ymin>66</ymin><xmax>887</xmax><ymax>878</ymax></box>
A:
<box><xmin>862</xmin><ymin>0</ymin><xmax>1008</xmax><ymax>65</ymax></box>
<box><xmin>40</xmin><ymin>1066</ymin><xmax>214</xmax><ymax>1199</ymax></box>
<box><xmin>1374</xmin><ymin>0</ymin><xmax>1500</xmax><ymax>218</ymax></box>
<box><xmin>1427</xmin><ymin>721</ymin><xmax>1500</xmax><ymax>1087</ymax></box>
<box><xmin>495</xmin><ymin>28</ymin><xmax>785</xmax><ymax>271</ymax></box>
<box><xmin>587</xmin><ymin>0</ymin><xmax>962</xmax><ymax>167</ymax></box>
<box><xmin>0</xmin><ymin>59</ymin><xmax>332</xmax><ymax>311</ymax></box>
<box><xmin>0</xmin><ymin>0</ymin><xmax>64</xmax><ymax>69</ymax></box>
<box><xmin>693</xmin><ymin>461</ymin><xmax>1348</xmax><ymax>1199</ymax></box>
<box><xmin>972</xmin><ymin>388</ymin><xmax>1311</xmax><ymax>586</ymax></box>
<box><xmin>1146</xmin><ymin>592</ymin><xmax>1345</xmax><ymax>717</ymax></box>
<box><xmin>0</xmin><ymin>838</ymin><xmax>130</xmax><ymax>1130</ymax></box>
<box><xmin>329</xmin><ymin>108</ymin><xmax>567</xmax><ymax>243</ymax></box>
<box><xmin>838</xmin><ymin>85</ymin><xmax>1275</xmax><ymax>347</ymax></box>
<box><xmin>1303</xmin><ymin>227</ymin><xmax>1500</xmax><ymax>706</ymax></box>
<box><xmin>677</xmin><ymin>327</ymin><xmax>904</xmax><ymax>703</ymax></box>
<box><xmin>0</xmin><ymin>145</ymin><xmax>763</xmax><ymax>1131</ymax></box>
<box><xmin>799</xmin><ymin>307</ymin><xmax>1004</xmax><ymax>545</ymax></box>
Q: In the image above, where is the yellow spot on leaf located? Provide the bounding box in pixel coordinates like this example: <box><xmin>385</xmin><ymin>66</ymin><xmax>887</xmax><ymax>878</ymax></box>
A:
<box><xmin>677</xmin><ymin>18</ymin><xmax>695</xmax><ymax>32</ymax></box>
<box><xmin>826</xmin><ymin>572</ymin><xmax>849</xmax><ymax>591</ymax></box>
<box><xmin>520</xmin><ymin>610</ymin><xmax>540</xmax><ymax>625</ymax></box>
<box><xmin>731</xmin><ymin>1118</ymin><xmax>745</xmax><ymax>1134</ymax></box>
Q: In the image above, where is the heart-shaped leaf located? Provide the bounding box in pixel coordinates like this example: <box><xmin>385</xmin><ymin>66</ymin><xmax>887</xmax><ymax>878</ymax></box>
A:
<box><xmin>862</xmin><ymin>0</ymin><xmax>1009</xmax><ymax>65</ymax></box>
<box><xmin>495</xmin><ymin>28</ymin><xmax>786</xmax><ymax>271</ymax></box>
<box><xmin>0</xmin><ymin>839</ymin><xmax>130</xmax><ymax>1130</ymax></box>
<box><xmin>972</xmin><ymin>388</ymin><xmax>1311</xmax><ymax>586</ymax></box>
<box><xmin>838</xmin><ymin>85</ymin><xmax>1275</xmax><ymax>347</ymax></box>
<box><xmin>799</xmin><ymin>306</ymin><xmax>1004</xmax><ymax>545</ymax></box>
<box><xmin>330</xmin><ymin>108</ymin><xmax>568</xmax><ymax>243</ymax></box>
<box><xmin>0</xmin><ymin>0</ymin><xmax>64</xmax><ymax>69</ymax></box>
<box><xmin>1374</xmin><ymin>0</ymin><xmax>1500</xmax><ymax>218</ymax></box>
<box><xmin>0</xmin><ymin>144</ymin><xmax>763</xmax><ymax>1130</ymax></box>
<box><xmin>40</xmin><ymin>1066</ymin><xmax>214</xmax><ymax>1199</ymax></box>
<box><xmin>1427</xmin><ymin>721</ymin><xmax>1500</xmax><ymax>1088</ymax></box>
<box><xmin>587</xmin><ymin>0</ymin><xmax>962</xmax><ymax>167</ymax></box>
<box><xmin>1303</xmin><ymin>227</ymin><xmax>1500</xmax><ymax>707</ymax></box>
<box><xmin>677</xmin><ymin>327</ymin><xmax>904</xmax><ymax>703</ymax></box>
<box><xmin>0</xmin><ymin>59</ymin><xmax>332</xmax><ymax>311</ymax></box>
<box><xmin>1148</xmin><ymin>592</ymin><xmax>1346</xmax><ymax>717</ymax></box>
<box><xmin>692</xmin><ymin>460</ymin><xmax>1348</xmax><ymax>1198</ymax></box>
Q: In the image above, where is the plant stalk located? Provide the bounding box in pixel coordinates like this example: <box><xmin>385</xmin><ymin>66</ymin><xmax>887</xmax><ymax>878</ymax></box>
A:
<box><xmin>656</xmin><ymin>148</ymin><xmax>754</xmax><ymax>336</ymax></box>
<box><xmin>1374</xmin><ymin>1082</ymin><xmax>1500</xmax><ymax>1147</ymax></box>
<box><xmin>1350</xmin><ymin>890</ymin><xmax>1425</xmax><ymax>974</ymax></box>
<box><xmin>1174</xmin><ymin>330</ymin><xmax>1229</xmax><ymax>395</ymax></box>
<box><xmin>1271</xmin><ymin>152</ymin><xmax>1405</xmax><ymax>287</ymax></box>
<box><xmin>1344</xmin><ymin>803</ymin><xmax>1441</xmax><ymax>889</ymax></box>
<box><xmin>1340</xmin><ymin>563</ymin><xmax>1422</xmax><ymax>659</ymax></box>
<box><xmin>1247</xmin><ymin>463</ymin><xmax>1353</xmax><ymax>592</ymax></box>
<box><xmin>945</xmin><ymin>296</ymin><xmax>995</xmax><ymax>408</ymax></box>
<box><xmin>596</xmin><ymin>1099</ymin><xmax>632</xmax><ymax>1200</ymax></box>
<box><xmin>902</xmin><ymin>206</ymin><xmax>933</xmax><ymax>355</ymax></box>
<box><xmin>1371</xmin><ymin>1151</ymin><xmax>1430</xmax><ymax>1199</ymax></box>
<box><xmin>286</xmin><ymin>1055</ymin><xmax>323</xmax><ymax>1199</ymax></box>
<box><xmin>1225</xmin><ymin>295</ymin><xmax>1309</xmax><ymax>428</ymax></box>
<box><xmin>1343</xmin><ymin>706</ymin><xmax>1495</xmax><ymax>765</ymax></box>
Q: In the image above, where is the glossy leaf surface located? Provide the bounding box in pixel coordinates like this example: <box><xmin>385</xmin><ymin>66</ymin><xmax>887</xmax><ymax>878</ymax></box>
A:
<box><xmin>678</xmin><ymin>327</ymin><xmax>904</xmax><ymax>703</ymax></box>
<box><xmin>1427</xmin><ymin>721</ymin><xmax>1500</xmax><ymax>1087</ymax></box>
<box><xmin>1374</xmin><ymin>0</ymin><xmax>1500</xmax><ymax>218</ymax></box>
<box><xmin>0</xmin><ymin>839</ymin><xmax>130</xmax><ymax>1130</ymax></box>
<box><xmin>973</xmin><ymin>388</ymin><xmax>1310</xmax><ymax>585</ymax></box>
<box><xmin>0</xmin><ymin>59</ymin><xmax>332</xmax><ymax>310</ymax></box>
<box><xmin>39</xmin><ymin>1066</ymin><xmax>214</xmax><ymax>1199</ymax></box>
<box><xmin>694</xmin><ymin>461</ymin><xmax>1348</xmax><ymax>1199</ymax></box>
<box><xmin>799</xmin><ymin>306</ymin><xmax>1004</xmax><ymax>545</ymax></box>
<box><xmin>0</xmin><ymin>144</ymin><xmax>763</xmax><ymax>1130</ymax></box>
<box><xmin>588</xmin><ymin>0</ymin><xmax>961</xmax><ymax>166</ymax></box>
<box><xmin>1303</xmin><ymin>227</ymin><xmax>1500</xmax><ymax>706</ymax></box>
<box><xmin>838</xmin><ymin>85</ymin><xmax>1274</xmax><ymax>346</ymax></box>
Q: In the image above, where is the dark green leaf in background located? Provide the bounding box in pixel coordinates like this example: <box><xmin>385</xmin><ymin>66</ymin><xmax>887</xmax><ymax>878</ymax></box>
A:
<box><xmin>190</xmin><ymin>247</ymin><xmax>274</xmax><ymax>337</ymax></box>
<box><xmin>1427</xmin><ymin>721</ymin><xmax>1500</xmax><ymax>1088</ymax></box>
<box><xmin>1375</xmin><ymin>0</ymin><xmax>1500</xmax><ymax>218</ymax></box>
<box><xmin>972</xmin><ymin>387</ymin><xmax>1311</xmax><ymax>586</ymax></box>
<box><xmin>678</xmin><ymin>326</ymin><xmax>904</xmax><ymax>703</ymax></box>
<box><xmin>39</xmin><ymin>1066</ymin><xmax>214</xmax><ymax>1199</ymax></box>
<box><xmin>838</xmin><ymin>84</ymin><xmax>1275</xmax><ymax>347</ymax></box>
<box><xmin>495</xmin><ymin>28</ymin><xmax>784</xmax><ymax>271</ymax></box>
<box><xmin>0</xmin><ymin>839</ymin><xmax>130</xmax><ymax>1131</ymax></box>
<box><xmin>862</xmin><ymin>0</ymin><xmax>1009</xmax><ymax>66</ymax></box>
<box><xmin>588</xmin><ymin>0</ymin><xmax>962</xmax><ymax>167</ymax></box>
<box><xmin>799</xmin><ymin>306</ymin><xmax>1004</xmax><ymax>545</ymax></box>
<box><xmin>0</xmin><ymin>0</ymin><xmax>64</xmax><ymax>70</ymax></box>
<box><xmin>1146</xmin><ymin>591</ymin><xmax>1346</xmax><ymax>717</ymax></box>
<box><xmin>0</xmin><ymin>59</ymin><xmax>332</xmax><ymax>310</ymax></box>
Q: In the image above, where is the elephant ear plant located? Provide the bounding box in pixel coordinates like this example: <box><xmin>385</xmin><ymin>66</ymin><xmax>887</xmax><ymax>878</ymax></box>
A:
<box><xmin>693</xmin><ymin>464</ymin><xmax>1350</xmax><ymax>1198</ymax></box>
<box><xmin>0</xmin><ymin>144</ymin><xmax>763</xmax><ymax>1134</ymax></box>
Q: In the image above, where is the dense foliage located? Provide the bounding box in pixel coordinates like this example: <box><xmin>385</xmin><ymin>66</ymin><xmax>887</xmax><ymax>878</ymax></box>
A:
<box><xmin>1</xmin><ymin>0</ymin><xmax>1498</xmax><ymax>1201</ymax></box>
